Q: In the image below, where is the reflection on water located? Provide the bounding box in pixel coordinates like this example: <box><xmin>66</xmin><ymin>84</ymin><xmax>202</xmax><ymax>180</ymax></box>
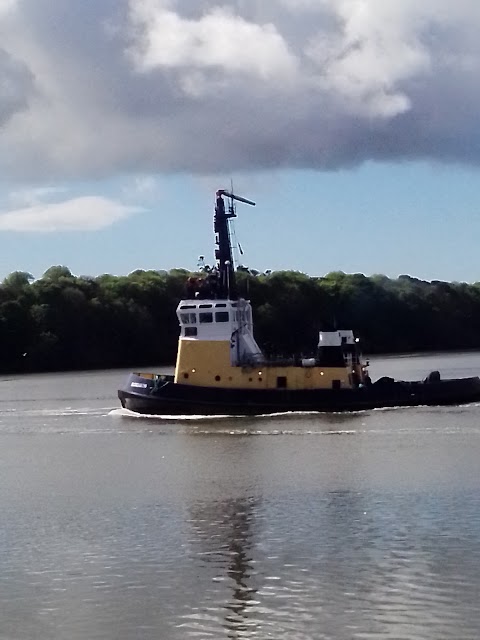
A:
<box><xmin>176</xmin><ymin>488</ymin><xmax>480</xmax><ymax>639</ymax></box>
<box><xmin>1</xmin><ymin>355</ymin><xmax>480</xmax><ymax>638</ymax></box>
<box><xmin>184</xmin><ymin>497</ymin><xmax>259</xmax><ymax>638</ymax></box>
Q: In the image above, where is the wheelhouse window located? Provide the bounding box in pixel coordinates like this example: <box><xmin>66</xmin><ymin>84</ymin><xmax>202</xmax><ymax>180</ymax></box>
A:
<box><xmin>215</xmin><ymin>311</ymin><xmax>229</xmax><ymax>323</ymax></box>
<box><xmin>180</xmin><ymin>313</ymin><xmax>197</xmax><ymax>324</ymax></box>
<box><xmin>199</xmin><ymin>312</ymin><xmax>213</xmax><ymax>323</ymax></box>
<box><xmin>184</xmin><ymin>327</ymin><xmax>198</xmax><ymax>337</ymax></box>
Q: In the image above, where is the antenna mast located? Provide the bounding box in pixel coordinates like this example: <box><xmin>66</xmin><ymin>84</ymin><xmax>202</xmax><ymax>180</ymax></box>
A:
<box><xmin>214</xmin><ymin>189</ymin><xmax>255</xmax><ymax>299</ymax></box>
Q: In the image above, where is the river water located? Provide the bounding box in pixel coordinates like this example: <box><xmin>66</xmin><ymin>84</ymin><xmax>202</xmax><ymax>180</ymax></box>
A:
<box><xmin>1</xmin><ymin>352</ymin><xmax>480</xmax><ymax>639</ymax></box>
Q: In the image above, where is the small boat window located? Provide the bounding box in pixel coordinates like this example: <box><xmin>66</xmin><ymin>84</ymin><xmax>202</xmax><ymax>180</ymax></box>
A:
<box><xmin>215</xmin><ymin>311</ymin><xmax>229</xmax><ymax>323</ymax></box>
<box><xmin>215</xmin><ymin>303</ymin><xmax>227</xmax><ymax>308</ymax></box>
<box><xmin>180</xmin><ymin>313</ymin><xmax>197</xmax><ymax>324</ymax></box>
<box><xmin>180</xmin><ymin>305</ymin><xmax>196</xmax><ymax>310</ymax></box>
<box><xmin>184</xmin><ymin>326</ymin><xmax>198</xmax><ymax>337</ymax></box>
<box><xmin>199</xmin><ymin>304</ymin><xmax>212</xmax><ymax>309</ymax></box>
<box><xmin>199</xmin><ymin>312</ymin><xmax>213</xmax><ymax>323</ymax></box>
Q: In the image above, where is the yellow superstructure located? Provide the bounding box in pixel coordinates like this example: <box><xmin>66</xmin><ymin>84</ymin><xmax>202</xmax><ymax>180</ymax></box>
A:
<box><xmin>174</xmin><ymin>338</ymin><xmax>350</xmax><ymax>389</ymax></box>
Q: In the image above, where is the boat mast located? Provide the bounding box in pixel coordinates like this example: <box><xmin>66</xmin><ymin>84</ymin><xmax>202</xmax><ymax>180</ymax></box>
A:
<box><xmin>214</xmin><ymin>189</ymin><xmax>255</xmax><ymax>300</ymax></box>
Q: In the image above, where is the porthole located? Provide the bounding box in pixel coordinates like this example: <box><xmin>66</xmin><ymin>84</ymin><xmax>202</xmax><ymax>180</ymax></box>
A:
<box><xmin>215</xmin><ymin>375</ymin><xmax>221</xmax><ymax>382</ymax></box>
<box><xmin>183</xmin><ymin>373</ymin><xmax>189</xmax><ymax>379</ymax></box>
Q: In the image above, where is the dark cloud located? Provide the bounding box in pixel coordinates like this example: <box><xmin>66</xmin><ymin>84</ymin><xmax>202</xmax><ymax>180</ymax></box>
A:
<box><xmin>0</xmin><ymin>0</ymin><xmax>479</xmax><ymax>181</ymax></box>
<box><xmin>0</xmin><ymin>48</ymin><xmax>35</xmax><ymax>126</ymax></box>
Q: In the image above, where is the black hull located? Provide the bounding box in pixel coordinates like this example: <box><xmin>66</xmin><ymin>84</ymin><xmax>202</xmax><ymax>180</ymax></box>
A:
<box><xmin>118</xmin><ymin>374</ymin><xmax>480</xmax><ymax>416</ymax></box>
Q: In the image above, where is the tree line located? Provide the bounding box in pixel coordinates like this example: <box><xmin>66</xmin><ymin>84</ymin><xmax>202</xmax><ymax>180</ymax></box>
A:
<box><xmin>1</xmin><ymin>265</ymin><xmax>480</xmax><ymax>373</ymax></box>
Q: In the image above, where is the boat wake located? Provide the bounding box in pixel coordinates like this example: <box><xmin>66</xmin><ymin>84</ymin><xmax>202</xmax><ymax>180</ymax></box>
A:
<box><xmin>0</xmin><ymin>406</ymin><xmax>115</xmax><ymax>418</ymax></box>
<box><xmin>107</xmin><ymin>402</ymin><xmax>480</xmax><ymax>439</ymax></box>
<box><xmin>109</xmin><ymin>408</ymin><xmax>236</xmax><ymax>421</ymax></box>
<box><xmin>110</xmin><ymin>407</ymin><xmax>366</xmax><ymax>421</ymax></box>
<box><xmin>0</xmin><ymin>401</ymin><xmax>478</xmax><ymax>437</ymax></box>
<box><xmin>110</xmin><ymin>402</ymin><xmax>480</xmax><ymax>422</ymax></box>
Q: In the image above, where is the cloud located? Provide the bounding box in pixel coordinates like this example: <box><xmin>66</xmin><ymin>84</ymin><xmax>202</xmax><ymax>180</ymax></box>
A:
<box><xmin>1</xmin><ymin>0</ymin><xmax>480</xmax><ymax>179</ymax></box>
<box><xmin>128</xmin><ymin>4</ymin><xmax>297</xmax><ymax>81</ymax></box>
<box><xmin>0</xmin><ymin>0</ymin><xmax>17</xmax><ymax>18</ymax></box>
<box><xmin>0</xmin><ymin>0</ymin><xmax>34</xmax><ymax>125</ymax></box>
<box><xmin>0</xmin><ymin>196</ymin><xmax>140</xmax><ymax>232</ymax></box>
<box><xmin>0</xmin><ymin>47</ymin><xmax>35</xmax><ymax>126</ymax></box>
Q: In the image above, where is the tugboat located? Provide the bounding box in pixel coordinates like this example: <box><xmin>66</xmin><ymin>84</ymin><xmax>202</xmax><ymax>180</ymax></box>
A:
<box><xmin>118</xmin><ymin>190</ymin><xmax>480</xmax><ymax>415</ymax></box>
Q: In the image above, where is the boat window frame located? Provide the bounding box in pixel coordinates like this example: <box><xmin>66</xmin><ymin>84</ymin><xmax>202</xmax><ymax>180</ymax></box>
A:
<box><xmin>199</xmin><ymin>312</ymin><xmax>213</xmax><ymax>324</ymax></box>
<box><xmin>180</xmin><ymin>312</ymin><xmax>197</xmax><ymax>325</ymax></box>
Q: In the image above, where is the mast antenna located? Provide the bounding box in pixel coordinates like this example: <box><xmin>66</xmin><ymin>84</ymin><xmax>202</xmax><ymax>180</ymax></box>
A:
<box><xmin>214</xmin><ymin>188</ymin><xmax>255</xmax><ymax>299</ymax></box>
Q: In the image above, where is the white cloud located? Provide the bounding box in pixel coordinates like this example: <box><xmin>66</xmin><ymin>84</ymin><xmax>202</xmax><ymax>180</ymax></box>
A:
<box><xmin>128</xmin><ymin>4</ymin><xmax>297</xmax><ymax>82</ymax></box>
<box><xmin>0</xmin><ymin>196</ymin><xmax>141</xmax><ymax>232</ymax></box>
<box><xmin>302</xmin><ymin>1</ymin><xmax>433</xmax><ymax>117</ymax></box>
<box><xmin>1</xmin><ymin>0</ymin><xmax>480</xmax><ymax>178</ymax></box>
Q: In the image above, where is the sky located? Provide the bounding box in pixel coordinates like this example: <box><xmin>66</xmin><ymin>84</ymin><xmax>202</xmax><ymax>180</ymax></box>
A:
<box><xmin>1</xmin><ymin>0</ymin><xmax>480</xmax><ymax>283</ymax></box>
